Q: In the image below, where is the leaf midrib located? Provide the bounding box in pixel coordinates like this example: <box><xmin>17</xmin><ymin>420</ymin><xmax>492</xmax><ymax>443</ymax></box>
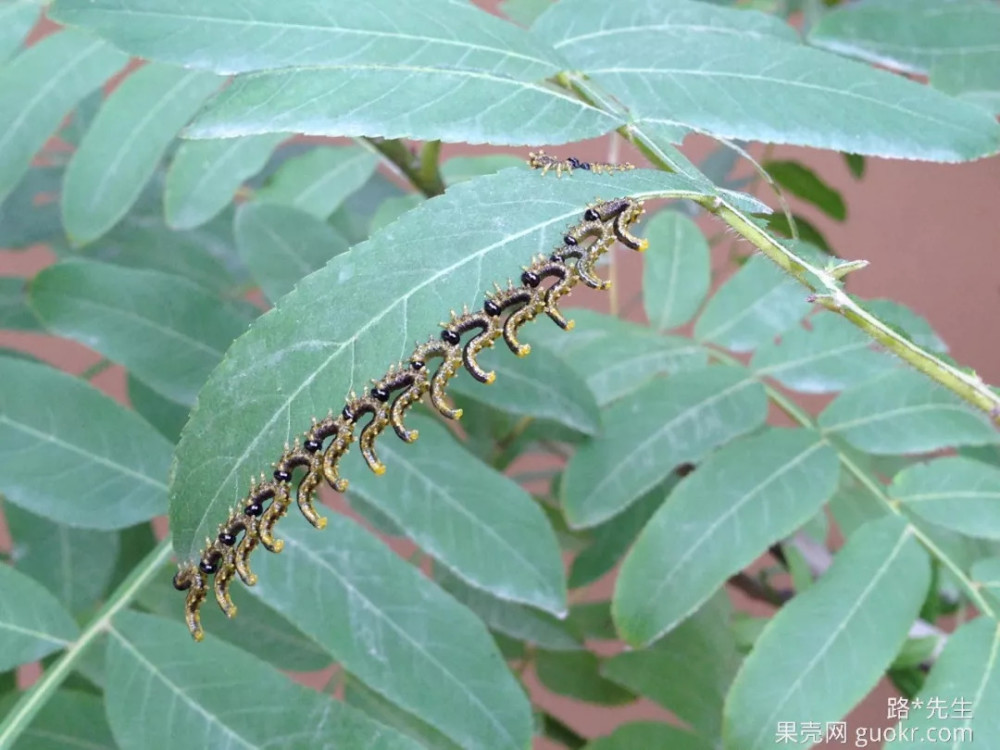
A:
<box><xmin>750</xmin><ymin>526</ymin><xmax>913</xmax><ymax>749</ymax></box>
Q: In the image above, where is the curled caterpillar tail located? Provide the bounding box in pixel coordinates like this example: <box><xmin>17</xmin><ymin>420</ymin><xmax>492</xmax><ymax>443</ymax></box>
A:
<box><xmin>527</xmin><ymin>150</ymin><xmax>636</xmax><ymax>178</ymax></box>
<box><xmin>174</xmin><ymin>198</ymin><xmax>646</xmax><ymax>641</ymax></box>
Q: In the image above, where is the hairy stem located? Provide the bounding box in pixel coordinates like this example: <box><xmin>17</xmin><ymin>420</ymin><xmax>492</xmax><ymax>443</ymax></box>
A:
<box><xmin>0</xmin><ymin>538</ymin><xmax>172</xmax><ymax>749</ymax></box>
<box><xmin>557</xmin><ymin>69</ymin><xmax>1000</xmax><ymax>425</ymax></box>
<box><xmin>703</xmin><ymin>197</ymin><xmax>1000</xmax><ymax>423</ymax></box>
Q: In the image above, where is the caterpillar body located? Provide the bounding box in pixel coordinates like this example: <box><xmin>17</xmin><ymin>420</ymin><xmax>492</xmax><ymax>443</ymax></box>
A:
<box><xmin>173</xmin><ymin>191</ymin><xmax>647</xmax><ymax>642</ymax></box>
<box><xmin>527</xmin><ymin>150</ymin><xmax>636</xmax><ymax>178</ymax></box>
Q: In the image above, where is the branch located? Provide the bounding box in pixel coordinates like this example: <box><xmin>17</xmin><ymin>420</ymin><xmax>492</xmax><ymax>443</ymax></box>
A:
<box><xmin>701</xmin><ymin>197</ymin><xmax>1000</xmax><ymax>425</ymax></box>
<box><xmin>362</xmin><ymin>137</ymin><xmax>446</xmax><ymax>198</ymax></box>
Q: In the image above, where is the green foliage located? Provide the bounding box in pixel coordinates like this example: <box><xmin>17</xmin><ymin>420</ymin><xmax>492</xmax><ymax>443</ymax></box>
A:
<box><xmin>1</xmin><ymin>1</ymin><xmax>999</xmax><ymax>748</ymax></box>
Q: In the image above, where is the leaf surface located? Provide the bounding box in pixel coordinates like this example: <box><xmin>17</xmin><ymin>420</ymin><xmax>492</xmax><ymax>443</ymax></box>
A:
<box><xmin>249</xmin><ymin>513</ymin><xmax>534</xmax><ymax>750</ymax></box>
<box><xmin>562</xmin><ymin>364</ymin><xmax>768</xmax><ymax>528</ymax></box>
<box><xmin>723</xmin><ymin>516</ymin><xmax>929</xmax><ymax>750</ymax></box>
<box><xmin>105</xmin><ymin>611</ymin><xmax>420</xmax><ymax>750</ymax></box>
<box><xmin>233</xmin><ymin>202</ymin><xmax>351</xmax><ymax>303</ymax></box>
<box><xmin>0</xmin><ymin>563</ymin><xmax>78</xmax><ymax>672</ymax></box>
<box><xmin>819</xmin><ymin>369</ymin><xmax>999</xmax><ymax>455</ymax></box>
<box><xmin>30</xmin><ymin>261</ymin><xmax>254</xmax><ymax>406</ymax></box>
<box><xmin>345</xmin><ymin>415</ymin><xmax>567</xmax><ymax>615</ymax></box>
<box><xmin>165</xmin><ymin>134</ymin><xmax>284</xmax><ymax>230</ymax></box>
<box><xmin>535</xmin><ymin>0</ymin><xmax>1000</xmax><ymax>160</ymax></box>
<box><xmin>891</xmin><ymin>456</ymin><xmax>1000</xmax><ymax>540</ymax></box>
<box><xmin>0</xmin><ymin>30</ymin><xmax>126</xmax><ymax>203</ymax></box>
<box><xmin>62</xmin><ymin>63</ymin><xmax>221</xmax><ymax>245</ymax></box>
<box><xmin>642</xmin><ymin>210</ymin><xmax>711</xmax><ymax>331</ymax></box>
<box><xmin>614</xmin><ymin>428</ymin><xmax>838</xmax><ymax>646</ymax></box>
<box><xmin>0</xmin><ymin>356</ymin><xmax>172</xmax><ymax>529</ymax></box>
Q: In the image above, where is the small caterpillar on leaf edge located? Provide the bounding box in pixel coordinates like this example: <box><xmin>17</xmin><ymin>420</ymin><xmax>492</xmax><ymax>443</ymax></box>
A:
<box><xmin>527</xmin><ymin>150</ymin><xmax>636</xmax><ymax>178</ymax></box>
<box><xmin>173</xmin><ymin>188</ymin><xmax>647</xmax><ymax>642</ymax></box>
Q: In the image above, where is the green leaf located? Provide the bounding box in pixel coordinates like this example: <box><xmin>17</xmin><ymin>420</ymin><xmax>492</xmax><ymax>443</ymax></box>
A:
<box><xmin>345</xmin><ymin>415</ymin><xmax>567</xmax><ymax>616</ymax></box>
<box><xmin>562</xmin><ymin>364</ymin><xmax>768</xmax><ymax>528</ymax></box>
<box><xmin>168</xmin><ymin>167</ymin><xmax>724</xmax><ymax>561</ymax></box>
<box><xmin>2</xmin><ymin>690</ymin><xmax>116</xmax><ymax>750</ymax></box>
<box><xmin>933</xmin><ymin>52</ymin><xmax>1000</xmax><ymax>115</ymax></box>
<box><xmin>0</xmin><ymin>563</ymin><xmax>78</xmax><ymax>672</ymax></box>
<box><xmin>0</xmin><ymin>166</ymin><xmax>63</xmax><ymax>250</ymax></box>
<box><xmin>642</xmin><ymin>211</ymin><xmax>710</xmax><ymax>331</ymax></box>
<box><xmin>449</xmin><ymin>347</ymin><xmax>600</xmax><ymax>436</ymax></box>
<box><xmin>614</xmin><ymin>428</ymin><xmax>839</xmax><ymax>647</ymax></box>
<box><xmin>722</xmin><ymin>516</ymin><xmax>930</xmax><ymax>750</ymax></box>
<box><xmin>809</xmin><ymin>0</ymin><xmax>1000</xmax><ymax>77</ymax></box>
<box><xmin>50</xmin><ymin>0</ymin><xmax>566</xmax><ymax>78</ymax></box>
<box><xmin>0</xmin><ymin>1</ymin><xmax>38</xmax><ymax>64</ymax></box>
<box><xmin>136</xmin><ymin>573</ymin><xmax>330</xmax><ymax>673</ymax></box>
<box><xmin>568</xmin><ymin>480</ymin><xmax>673</xmax><ymax>589</ymax></box>
<box><xmin>891</xmin><ymin>617</ymin><xmax>1000</xmax><ymax>748</ymax></box>
<box><xmin>255</xmin><ymin>145</ymin><xmax>379</xmax><ymax>220</ymax></box>
<box><xmin>819</xmin><ymin>369</ymin><xmax>999</xmax><ymax>455</ymax></box>
<box><xmin>763</xmin><ymin>159</ymin><xmax>846</xmax><ymax>220</ymax></box>
<box><xmin>694</xmin><ymin>255</ymin><xmax>811</xmax><ymax>352</ymax></box>
<box><xmin>165</xmin><ymin>134</ymin><xmax>284</xmax><ymax>230</ymax></box>
<box><xmin>329</xmin><ymin>172</ymin><xmax>409</xmax><ymax>245</ymax></box>
<box><xmin>248</xmin><ymin>512</ymin><xmax>533</xmax><ymax>750</ymax></box>
<box><xmin>3</xmin><ymin>186</ymin><xmax>65</xmax><ymax>256</ymax></box>
<box><xmin>127</xmin><ymin>374</ymin><xmax>190</xmax><ymax>443</ymax></box>
<box><xmin>5</xmin><ymin>503</ymin><xmax>119</xmax><ymax>614</ymax></box>
<box><xmin>536</xmin><ymin>650</ymin><xmax>635</xmax><ymax>705</ymax></box>
<box><xmin>0</xmin><ymin>278</ymin><xmax>38</xmax><ymax>331</ymax></box>
<box><xmin>371</xmin><ymin>195</ymin><xmax>424</xmax><ymax>233</ymax></box>
<box><xmin>844</xmin><ymin>152</ymin><xmax>866</xmax><ymax>178</ymax></box>
<box><xmin>186</xmin><ymin>68</ymin><xmax>623</xmax><ymax>145</ymax></box>
<box><xmin>751</xmin><ymin>314</ymin><xmax>896</xmax><ymax>393</ymax></box>
<box><xmin>535</xmin><ymin>0</ymin><xmax>1000</xmax><ymax>161</ymax></box>
<box><xmin>87</xmin><ymin>209</ymin><xmax>248</xmax><ymax>296</ymax></box>
<box><xmin>344</xmin><ymin>676</ymin><xmax>464</xmax><ymax>750</ymax></box>
<box><xmin>435</xmin><ymin>568</ymin><xmax>581</xmax><ymax>652</ymax></box>
<box><xmin>233</xmin><ymin>202</ymin><xmax>351</xmax><ymax>303</ymax></box>
<box><xmin>585</xmin><ymin>723</ymin><xmax>713</xmax><ymax>750</ymax></box>
<box><xmin>29</xmin><ymin>261</ymin><xmax>254</xmax><ymax>406</ymax></box>
<box><xmin>105</xmin><ymin>611</ymin><xmax>421</xmax><ymax>750</ymax></box>
<box><xmin>0</xmin><ymin>30</ymin><xmax>126</xmax><ymax>204</ymax></box>
<box><xmin>526</xmin><ymin>310</ymin><xmax>707</xmax><ymax>407</ymax></box>
<box><xmin>62</xmin><ymin>64</ymin><xmax>221</xmax><ymax>245</ymax></box>
<box><xmin>603</xmin><ymin>592</ymin><xmax>740</xmax><ymax>741</ymax></box>
<box><xmin>891</xmin><ymin>456</ymin><xmax>1000</xmax><ymax>541</ymax></box>
<box><xmin>568</xmin><ymin>601</ymin><xmax>616</xmax><ymax>641</ymax></box>
<box><xmin>0</xmin><ymin>356</ymin><xmax>172</xmax><ymax>529</ymax></box>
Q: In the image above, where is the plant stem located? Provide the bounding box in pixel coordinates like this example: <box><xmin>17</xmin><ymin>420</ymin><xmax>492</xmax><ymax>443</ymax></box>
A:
<box><xmin>557</xmin><ymin>69</ymin><xmax>1000</xmax><ymax>427</ymax></box>
<box><xmin>701</xmin><ymin>197</ymin><xmax>1000</xmax><ymax>424</ymax></box>
<box><xmin>363</xmin><ymin>137</ymin><xmax>446</xmax><ymax>198</ymax></box>
<box><xmin>0</xmin><ymin>538</ymin><xmax>172</xmax><ymax>749</ymax></box>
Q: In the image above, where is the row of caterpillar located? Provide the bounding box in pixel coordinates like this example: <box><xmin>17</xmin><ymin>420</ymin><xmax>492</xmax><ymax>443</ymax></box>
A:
<box><xmin>527</xmin><ymin>150</ymin><xmax>636</xmax><ymax>178</ymax></box>
<box><xmin>173</xmin><ymin>195</ymin><xmax>648</xmax><ymax>641</ymax></box>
